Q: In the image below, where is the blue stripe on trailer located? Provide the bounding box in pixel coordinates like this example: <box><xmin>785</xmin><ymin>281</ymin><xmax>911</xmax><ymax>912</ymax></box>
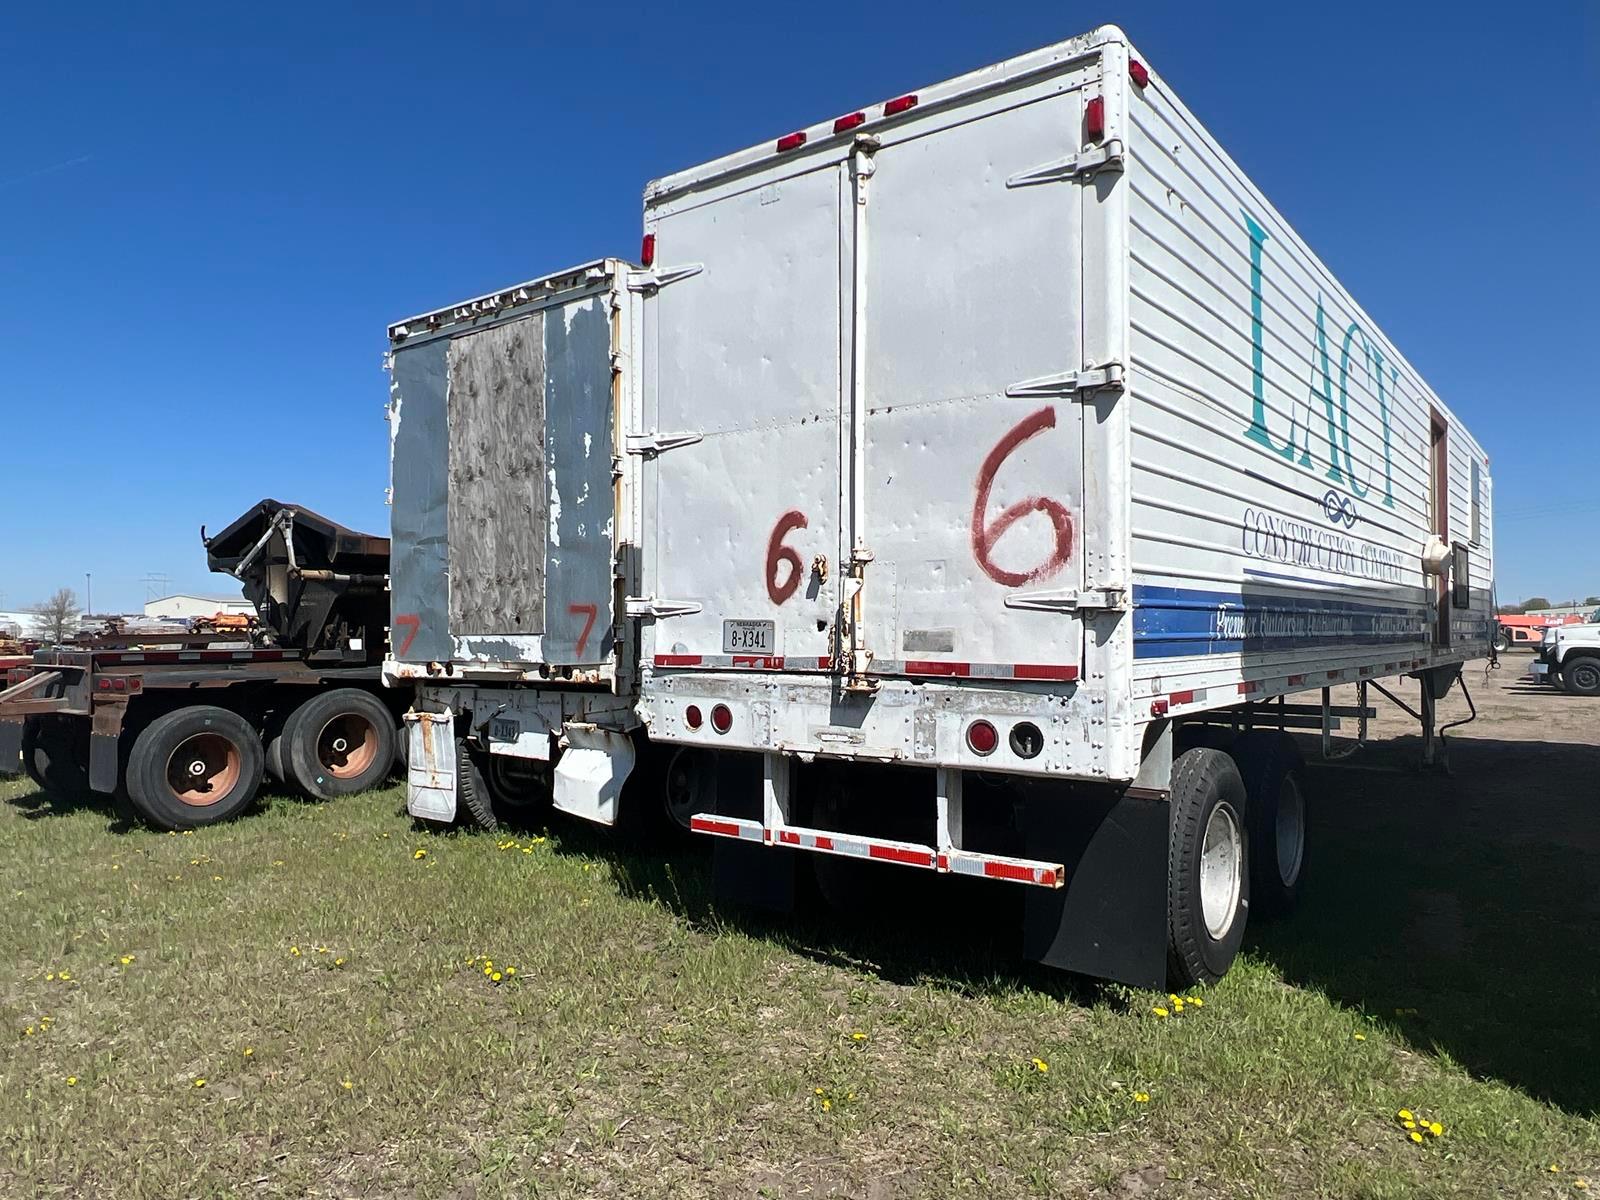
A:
<box><xmin>1132</xmin><ymin>583</ymin><xmax>1430</xmax><ymax>660</ymax></box>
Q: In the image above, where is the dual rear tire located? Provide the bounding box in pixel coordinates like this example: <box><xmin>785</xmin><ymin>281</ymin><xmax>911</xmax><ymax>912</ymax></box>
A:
<box><xmin>1166</xmin><ymin>735</ymin><xmax>1307</xmax><ymax>989</ymax></box>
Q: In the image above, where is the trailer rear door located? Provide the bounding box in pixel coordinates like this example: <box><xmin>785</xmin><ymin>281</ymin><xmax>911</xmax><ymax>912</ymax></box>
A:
<box><xmin>645</xmin><ymin>73</ymin><xmax>1092</xmax><ymax>684</ymax></box>
<box><xmin>854</xmin><ymin>89</ymin><xmax>1088</xmax><ymax>681</ymax></box>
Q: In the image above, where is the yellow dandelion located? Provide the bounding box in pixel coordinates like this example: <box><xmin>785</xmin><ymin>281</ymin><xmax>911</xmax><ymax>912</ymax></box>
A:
<box><xmin>1403</xmin><ymin>1120</ymin><xmax>1416</xmax><ymax>1130</ymax></box>
<box><xmin>1173</xmin><ymin>999</ymin><xmax>1185</xmax><ymax>1012</ymax></box>
<box><xmin>39</xmin><ymin>1016</ymin><xmax>51</xmax><ymax>1026</ymax></box>
<box><xmin>242</xmin><ymin>1047</ymin><xmax>254</xmax><ymax>1057</ymax></box>
<box><xmin>289</xmin><ymin>946</ymin><xmax>301</xmax><ymax>957</ymax></box>
<box><xmin>814</xmin><ymin>1087</ymin><xmax>824</xmax><ymax>1095</ymax></box>
<box><xmin>1353</xmin><ymin>1033</ymin><xmax>1366</xmax><ymax>1041</ymax></box>
<box><xmin>111</xmin><ymin>864</ymin><xmax>121</xmax><ymax>871</ymax></box>
<box><xmin>272</xmin><ymin>860</ymin><xmax>284</xmax><ymax>867</ymax></box>
<box><xmin>1030</xmin><ymin>1057</ymin><xmax>1049</xmax><ymax>1073</ymax></box>
<box><xmin>341</xmin><ymin>1079</ymin><xmax>354</xmax><ymax>1090</ymax></box>
<box><xmin>413</xmin><ymin>849</ymin><xmax>427</xmax><ymax>860</ymax></box>
<box><xmin>491</xmin><ymin>971</ymin><xmax>502</xmax><ymax>982</ymax></box>
<box><xmin>506</xmin><ymin>966</ymin><xmax>516</xmax><ymax>976</ymax></box>
<box><xmin>334</xmin><ymin>957</ymin><xmax>346</xmax><ymax>967</ymax></box>
<box><xmin>1429</xmin><ymin>1122</ymin><xmax>1443</xmax><ymax>1137</ymax></box>
<box><xmin>66</xmin><ymin>1076</ymin><xmax>77</xmax><ymax>1086</ymax></box>
<box><xmin>193</xmin><ymin>1078</ymin><xmax>206</xmax><ymax>1088</ymax></box>
<box><xmin>1397</xmin><ymin>1109</ymin><xmax>1413</xmax><ymax>1121</ymax></box>
<box><xmin>1188</xmin><ymin>996</ymin><xmax>1204</xmax><ymax>1007</ymax></box>
<box><xmin>1133</xmin><ymin>1091</ymin><xmax>1150</xmax><ymax>1103</ymax></box>
<box><xmin>45</xmin><ymin>973</ymin><xmax>55</xmax><ymax>981</ymax></box>
<box><xmin>1409</xmin><ymin>1131</ymin><xmax>1423</xmax><ymax>1144</ymax></box>
<box><xmin>1575</xmin><ymin>1181</ymin><xmax>1589</xmax><ymax>1192</ymax></box>
<box><xmin>58</xmin><ymin>971</ymin><xmax>71</xmax><ymax>981</ymax></box>
<box><xmin>1550</xmin><ymin>1166</ymin><xmax>1561</xmax><ymax>1173</ymax></box>
<box><xmin>820</xmin><ymin>1098</ymin><xmax>831</xmax><ymax>1112</ymax></box>
<box><xmin>182</xmin><ymin>830</ymin><xmax>193</xmax><ymax>836</ymax></box>
<box><xmin>119</xmin><ymin>955</ymin><xmax>134</xmax><ymax>965</ymax></box>
<box><xmin>23</xmin><ymin>1026</ymin><xmax>34</xmax><ymax>1037</ymax></box>
<box><xmin>1152</xmin><ymin>1006</ymin><xmax>1169</xmax><ymax>1018</ymax></box>
<box><xmin>850</xmin><ymin>1031</ymin><xmax>867</xmax><ymax>1042</ymax></box>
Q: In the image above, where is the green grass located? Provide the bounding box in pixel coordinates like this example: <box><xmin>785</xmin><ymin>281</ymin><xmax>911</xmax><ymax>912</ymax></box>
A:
<box><xmin>0</xmin><ymin>758</ymin><xmax>1596</xmax><ymax>1198</ymax></box>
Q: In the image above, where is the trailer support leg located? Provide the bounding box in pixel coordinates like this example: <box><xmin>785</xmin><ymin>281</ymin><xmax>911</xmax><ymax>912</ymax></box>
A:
<box><xmin>1420</xmin><ymin>684</ymin><xmax>1437</xmax><ymax>769</ymax></box>
<box><xmin>935</xmin><ymin>767</ymin><xmax>963</xmax><ymax>856</ymax></box>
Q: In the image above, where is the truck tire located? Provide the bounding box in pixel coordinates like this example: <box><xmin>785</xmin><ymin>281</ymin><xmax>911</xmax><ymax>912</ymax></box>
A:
<box><xmin>479</xmin><ymin>749</ymin><xmax>551</xmax><ymax>824</ymax></box>
<box><xmin>1166</xmin><ymin>747</ymin><xmax>1250</xmax><ymax>989</ymax></box>
<box><xmin>454</xmin><ymin>738</ymin><xmax>499</xmax><ymax>832</ymax></box>
<box><xmin>1231</xmin><ymin>731</ymin><xmax>1307</xmax><ymax>919</ymax></box>
<box><xmin>124</xmin><ymin>706</ymin><xmax>264</xmax><ymax>831</ymax></box>
<box><xmin>21</xmin><ymin>717</ymin><xmax>91</xmax><ymax>798</ymax></box>
<box><xmin>1493</xmin><ymin>626</ymin><xmax>1510</xmax><ymax>654</ymax></box>
<box><xmin>1562</xmin><ymin>656</ymin><xmax>1600</xmax><ymax>697</ymax></box>
<box><xmin>281</xmin><ymin>689</ymin><xmax>397</xmax><ymax>801</ymax></box>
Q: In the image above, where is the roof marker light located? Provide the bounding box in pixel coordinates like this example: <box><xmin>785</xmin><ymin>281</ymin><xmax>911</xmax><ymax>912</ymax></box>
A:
<box><xmin>1129</xmin><ymin>60</ymin><xmax>1150</xmax><ymax>89</ymax></box>
<box><xmin>833</xmin><ymin>111</ymin><xmax>866</xmax><ymax>134</ymax></box>
<box><xmin>776</xmin><ymin>130</ymin><xmax>807</xmax><ymax>152</ymax></box>
<box><xmin>1085</xmin><ymin>96</ymin><xmax>1106</xmax><ymax>141</ymax></box>
<box><xmin>883</xmin><ymin>93</ymin><xmax>918</xmax><ymax>116</ymax></box>
<box><xmin>640</xmin><ymin>233</ymin><xmax>656</xmax><ymax>268</ymax></box>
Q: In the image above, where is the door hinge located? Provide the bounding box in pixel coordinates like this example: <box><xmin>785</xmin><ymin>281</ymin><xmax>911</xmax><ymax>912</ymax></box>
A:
<box><xmin>1005</xmin><ymin>140</ymin><xmax>1124</xmax><ymax>189</ymax></box>
<box><xmin>627</xmin><ymin>264</ymin><xmax>704</xmax><ymax>292</ymax></box>
<box><xmin>1004</xmin><ymin>586</ymin><xmax>1127</xmax><ymax>614</ymax></box>
<box><xmin>1006</xmin><ymin>362</ymin><xmax>1125</xmax><ymax>401</ymax></box>
<box><xmin>623</xmin><ymin>597</ymin><xmax>703</xmax><ymax>619</ymax></box>
<box><xmin>625</xmin><ymin>431</ymin><xmax>704</xmax><ymax>457</ymax></box>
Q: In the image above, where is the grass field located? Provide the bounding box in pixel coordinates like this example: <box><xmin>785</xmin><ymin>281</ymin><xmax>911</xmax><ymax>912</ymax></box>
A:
<box><xmin>2</xmin><ymin>671</ymin><xmax>1597</xmax><ymax>1198</ymax></box>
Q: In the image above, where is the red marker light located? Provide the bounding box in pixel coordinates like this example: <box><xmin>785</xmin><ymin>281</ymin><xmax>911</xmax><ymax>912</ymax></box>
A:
<box><xmin>1128</xmin><ymin>60</ymin><xmax>1150</xmax><ymax>89</ymax></box>
<box><xmin>711</xmin><ymin>704</ymin><xmax>733</xmax><ymax>734</ymax></box>
<box><xmin>684</xmin><ymin>704</ymin><xmax>703</xmax><ymax>730</ymax></box>
<box><xmin>833</xmin><ymin>111</ymin><xmax>866</xmax><ymax>134</ymax></box>
<box><xmin>883</xmin><ymin>93</ymin><xmax>918</xmax><ymax>116</ymax></box>
<box><xmin>640</xmin><ymin>232</ymin><xmax>656</xmax><ymax>268</ymax></box>
<box><xmin>776</xmin><ymin>131</ymin><xmax>807</xmax><ymax>152</ymax></box>
<box><xmin>1085</xmin><ymin>96</ymin><xmax>1106</xmax><ymax>141</ymax></box>
<box><xmin>966</xmin><ymin>720</ymin><xmax>998</xmax><ymax>756</ymax></box>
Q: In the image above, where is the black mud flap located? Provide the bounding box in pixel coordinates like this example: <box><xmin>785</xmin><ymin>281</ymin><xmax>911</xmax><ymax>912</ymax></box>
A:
<box><xmin>89</xmin><ymin>733</ymin><xmax>121</xmax><ymax>794</ymax></box>
<box><xmin>1021</xmin><ymin>786</ymin><xmax>1168</xmax><ymax>989</ymax></box>
<box><xmin>0</xmin><ymin>719</ymin><xmax>22</xmax><ymax>776</ymax></box>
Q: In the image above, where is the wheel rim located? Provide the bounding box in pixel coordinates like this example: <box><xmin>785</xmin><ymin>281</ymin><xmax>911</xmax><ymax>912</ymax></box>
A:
<box><xmin>1199</xmin><ymin>802</ymin><xmax>1243</xmax><ymax>939</ymax></box>
<box><xmin>486</xmin><ymin>754</ymin><xmax>547</xmax><ymax>809</ymax></box>
<box><xmin>663</xmin><ymin>749</ymin><xmax>703</xmax><ymax>832</ymax></box>
<box><xmin>1275</xmin><ymin>776</ymin><xmax>1306</xmax><ymax>888</ymax></box>
<box><xmin>1573</xmin><ymin>662</ymin><xmax>1600</xmax><ymax>692</ymax></box>
<box><xmin>165</xmin><ymin>733</ymin><xmax>241</xmax><ymax>808</ymax></box>
<box><xmin>316</xmin><ymin>713</ymin><xmax>379</xmax><ymax>779</ymax></box>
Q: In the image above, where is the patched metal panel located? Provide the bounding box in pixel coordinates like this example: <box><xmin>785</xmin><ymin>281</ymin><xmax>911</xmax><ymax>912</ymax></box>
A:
<box><xmin>542</xmin><ymin>295</ymin><xmax>616</xmax><ymax>665</ymax></box>
<box><xmin>389</xmin><ymin>339</ymin><xmax>451</xmax><ymax>663</ymax></box>
<box><xmin>446</xmin><ymin>318</ymin><xmax>548</xmax><ymax>637</ymax></box>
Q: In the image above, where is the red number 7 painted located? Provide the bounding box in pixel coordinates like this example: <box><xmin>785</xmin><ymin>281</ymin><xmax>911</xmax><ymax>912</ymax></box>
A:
<box><xmin>570</xmin><ymin>603</ymin><xmax>598</xmax><ymax>658</ymax></box>
<box><xmin>393</xmin><ymin>613</ymin><xmax>420</xmax><ymax>656</ymax></box>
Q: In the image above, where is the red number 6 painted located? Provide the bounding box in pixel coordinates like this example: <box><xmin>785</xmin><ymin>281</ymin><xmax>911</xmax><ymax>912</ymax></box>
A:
<box><xmin>766</xmin><ymin>510</ymin><xmax>809</xmax><ymax>604</ymax></box>
<box><xmin>970</xmin><ymin>406</ymin><xmax>1074</xmax><ymax>587</ymax></box>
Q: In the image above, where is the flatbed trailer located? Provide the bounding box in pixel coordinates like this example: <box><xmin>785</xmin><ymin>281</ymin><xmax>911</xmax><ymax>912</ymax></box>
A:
<box><xmin>0</xmin><ymin>501</ymin><xmax>403</xmax><ymax>829</ymax></box>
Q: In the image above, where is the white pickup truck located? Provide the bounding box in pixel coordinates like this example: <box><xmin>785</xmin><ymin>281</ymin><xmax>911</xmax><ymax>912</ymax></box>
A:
<box><xmin>1533</xmin><ymin>615</ymin><xmax>1600</xmax><ymax>696</ymax></box>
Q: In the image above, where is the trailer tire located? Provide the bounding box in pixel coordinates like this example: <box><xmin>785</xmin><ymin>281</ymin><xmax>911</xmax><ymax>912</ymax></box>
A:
<box><xmin>281</xmin><ymin>689</ymin><xmax>397</xmax><ymax>801</ymax></box>
<box><xmin>264</xmin><ymin>733</ymin><xmax>289</xmax><ymax>788</ymax></box>
<box><xmin>1231</xmin><ymin>731</ymin><xmax>1307</xmax><ymax>919</ymax></box>
<box><xmin>480</xmin><ymin>750</ymin><xmax>551</xmax><ymax>824</ymax></box>
<box><xmin>1166</xmin><ymin>747</ymin><xmax>1250</xmax><ymax>989</ymax></box>
<box><xmin>1561</xmin><ymin>655</ymin><xmax>1600</xmax><ymax>697</ymax></box>
<box><xmin>21</xmin><ymin>717</ymin><xmax>91</xmax><ymax>799</ymax></box>
<box><xmin>454</xmin><ymin>738</ymin><xmax>499</xmax><ymax>832</ymax></box>
<box><xmin>125</xmin><ymin>706</ymin><xmax>264</xmax><ymax>831</ymax></box>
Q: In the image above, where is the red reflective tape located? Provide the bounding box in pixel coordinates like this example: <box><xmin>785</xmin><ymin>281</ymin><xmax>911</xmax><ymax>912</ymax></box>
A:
<box><xmin>1237</xmin><ymin>681</ymin><xmax>1261</xmax><ymax>694</ymax></box>
<box><xmin>1012</xmin><ymin>663</ymin><xmax>1080</xmax><ymax>681</ymax></box>
<box><xmin>689</xmin><ymin>816</ymin><xmax>742</xmax><ymax>838</ymax></box>
<box><xmin>936</xmin><ymin>853</ymin><xmax>950</xmax><ymax>871</ymax></box>
<box><xmin>732</xmin><ymin>655</ymin><xmax>784</xmax><ymax>669</ymax></box>
<box><xmin>869</xmin><ymin>843</ymin><xmax>933</xmax><ymax>867</ymax></box>
<box><xmin>904</xmin><ymin>660</ymin><xmax>970</xmax><ymax>677</ymax></box>
<box><xmin>1168</xmin><ymin>690</ymin><xmax>1195</xmax><ymax>705</ymax></box>
<box><xmin>777</xmin><ymin>829</ymin><xmax>800</xmax><ymax>845</ymax></box>
<box><xmin>816</xmin><ymin>656</ymin><xmax>832</xmax><ymax>669</ymax></box>
<box><xmin>1287</xmin><ymin>674</ymin><xmax>1307</xmax><ymax>686</ymax></box>
<box><xmin>983</xmin><ymin>859</ymin><xmax>1042</xmax><ymax>884</ymax></box>
<box><xmin>814</xmin><ymin>835</ymin><xmax>833</xmax><ymax>851</ymax></box>
<box><xmin>654</xmin><ymin>654</ymin><xmax>703</xmax><ymax>667</ymax></box>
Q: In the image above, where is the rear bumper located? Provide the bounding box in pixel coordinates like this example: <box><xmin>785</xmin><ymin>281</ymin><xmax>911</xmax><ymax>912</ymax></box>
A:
<box><xmin>642</xmin><ymin>668</ymin><xmax>1117</xmax><ymax>782</ymax></box>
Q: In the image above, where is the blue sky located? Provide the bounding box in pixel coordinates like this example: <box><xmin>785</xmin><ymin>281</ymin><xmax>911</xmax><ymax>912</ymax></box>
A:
<box><xmin>0</xmin><ymin>1</ymin><xmax>1595</xmax><ymax>612</ymax></box>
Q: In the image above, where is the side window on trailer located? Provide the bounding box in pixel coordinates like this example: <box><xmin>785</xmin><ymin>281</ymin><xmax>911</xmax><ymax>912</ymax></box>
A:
<box><xmin>1453</xmin><ymin>543</ymin><xmax>1471</xmax><ymax>610</ymax></box>
<box><xmin>1470</xmin><ymin>459</ymin><xmax>1482</xmax><ymax>545</ymax></box>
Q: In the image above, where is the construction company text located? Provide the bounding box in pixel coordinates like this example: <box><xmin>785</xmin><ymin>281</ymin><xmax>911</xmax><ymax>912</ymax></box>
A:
<box><xmin>1241</xmin><ymin>507</ymin><xmax>1410</xmax><ymax>585</ymax></box>
<box><xmin>1240</xmin><ymin>210</ymin><xmax>1400</xmax><ymax>509</ymax></box>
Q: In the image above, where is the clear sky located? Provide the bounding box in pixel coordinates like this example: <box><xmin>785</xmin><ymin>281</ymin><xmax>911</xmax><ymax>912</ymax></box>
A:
<box><xmin>0</xmin><ymin>1</ymin><xmax>1595</xmax><ymax>613</ymax></box>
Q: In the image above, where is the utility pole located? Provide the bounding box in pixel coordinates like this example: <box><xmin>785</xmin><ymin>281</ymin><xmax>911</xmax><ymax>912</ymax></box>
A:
<box><xmin>85</xmin><ymin>573</ymin><xmax>93</xmax><ymax>616</ymax></box>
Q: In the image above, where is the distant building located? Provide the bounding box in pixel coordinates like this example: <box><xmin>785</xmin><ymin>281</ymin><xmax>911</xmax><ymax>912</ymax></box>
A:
<box><xmin>0</xmin><ymin>610</ymin><xmax>35</xmax><ymax>638</ymax></box>
<box><xmin>1526</xmin><ymin>603</ymin><xmax>1600</xmax><ymax>619</ymax></box>
<box><xmin>144</xmin><ymin>593</ymin><xmax>252</xmax><ymax>620</ymax></box>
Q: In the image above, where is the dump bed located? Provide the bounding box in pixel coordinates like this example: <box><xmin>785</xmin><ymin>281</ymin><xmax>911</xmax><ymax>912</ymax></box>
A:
<box><xmin>637</xmin><ymin>26</ymin><xmax>1491</xmax><ymax>783</ymax></box>
<box><xmin>385</xmin><ymin>260</ymin><xmax>640</xmax><ymax>685</ymax></box>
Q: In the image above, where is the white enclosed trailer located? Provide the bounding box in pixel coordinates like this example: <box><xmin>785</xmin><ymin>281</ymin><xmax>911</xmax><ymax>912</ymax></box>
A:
<box><xmin>635</xmin><ymin>26</ymin><xmax>1493</xmax><ymax>987</ymax></box>
<box><xmin>385</xmin><ymin>260</ymin><xmax>646</xmax><ymax>829</ymax></box>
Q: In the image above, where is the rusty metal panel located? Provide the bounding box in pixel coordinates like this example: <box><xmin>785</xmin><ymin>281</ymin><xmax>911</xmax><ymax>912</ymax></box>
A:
<box><xmin>445</xmin><ymin>317</ymin><xmax>548</xmax><ymax>638</ymax></box>
<box><xmin>540</xmin><ymin>295</ymin><xmax>614</xmax><ymax>665</ymax></box>
<box><xmin>389</xmin><ymin>337</ymin><xmax>451</xmax><ymax>663</ymax></box>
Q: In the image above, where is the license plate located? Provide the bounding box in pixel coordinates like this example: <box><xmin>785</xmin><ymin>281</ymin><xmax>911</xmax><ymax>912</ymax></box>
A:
<box><xmin>490</xmin><ymin>717</ymin><xmax>519</xmax><ymax>742</ymax></box>
<box><xmin>1530</xmin><ymin>663</ymin><xmax>1548</xmax><ymax>676</ymax></box>
<box><xmin>722</xmin><ymin>619</ymin><xmax>775</xmax><ymax>654</ymax></box>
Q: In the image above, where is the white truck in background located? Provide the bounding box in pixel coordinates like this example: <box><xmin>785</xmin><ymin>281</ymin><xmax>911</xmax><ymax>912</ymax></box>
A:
<box><xmin>396</xmin><ymin>27</ymin><xmax>1493</xmax><ymax>991</ymax></box>
<box><xmin>1534</xmin><ymin>620</ymin><xmax>1600</xmax><ymax>696</ymax></box>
